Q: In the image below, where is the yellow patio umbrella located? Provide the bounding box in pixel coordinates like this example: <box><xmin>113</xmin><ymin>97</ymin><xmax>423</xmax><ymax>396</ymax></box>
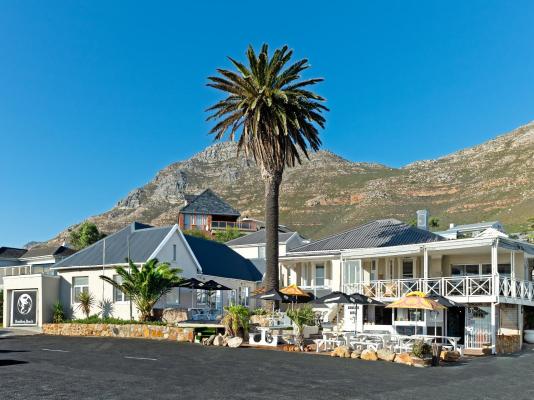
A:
<box><xmin>279</xmin><ymin>284</ymin><xmax>310</xmax><ymax>298</ymax></box>
<box><xmin>385</xmin><ymin>291</ymin><xmax>446</xmax><ymax>311</ymax></box>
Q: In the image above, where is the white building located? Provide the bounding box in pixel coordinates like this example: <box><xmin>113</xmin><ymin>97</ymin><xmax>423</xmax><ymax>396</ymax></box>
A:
<box><xmin>2</xmin><ymin>222</ymin><xmax>261</xmax><ymax>327</ymax></box>
<box><xmin>280</xmin><ymin>218</ymin><xmax>534</xmax><ymax>354</ymax></box>
<box><xmin>226</xmin><ymin>227</ymin><xmax>308</xmax><ymax>278</ymax></box>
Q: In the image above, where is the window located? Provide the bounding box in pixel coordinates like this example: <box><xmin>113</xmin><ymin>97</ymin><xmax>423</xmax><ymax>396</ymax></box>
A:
<box><xmin>113</xmin><ymin>275</ymin><xmax>129</xmax><ymax>302</ymax></box>
<box><xmin>172</xmin><ymin>244</ymin><xmax>177</xmax><ymax>261</ymax></box>
<box><xmin>72</xmin><ymin>276</ymin><xmax>89</xmax><ymax>303</ymax></box>
<box><xmin>196</xmin><ymin>290</ymin><xmax>209</xmax><ymax>306</ymax></box>
<box><xmin>402</xmin><ymin>260</ymin><xmax>413</xmax><ymax>279</ymax></box>
<box><xmin>343</xmin><ymin>260</ymin><xmax>361</xmax><ymax>285</ymax></box>
<box><xmin>498</xmin><ymin>264</ymin><xmax>511</xmax><ymax>277</ymax></box>
<box><xmin>370</xmin><ymin>260</ymin><xmax>378</xmax><ymax>281</ymax></box>
<box><xmin>258</xmin><ymin>246</ymin><xmax>266</xmax><ymax>259</ymax></box>
<box><xmin>165</xmin><ymin>288</ymin><xmax>180</xmax><ymax>306</ymax></box>
<box><xmin>482</xmin><ymin>264</ymin><xmax>492</xmax><ymax>275</ymax></box>
<box><xmin>239</xmin><ymin>287</ymin><xmax>249</xmax><ymax>306</ymax></box>
<box><xmin>315</xmin><ymin>265</ymin><xmax>325</xmax><ymax>287</ymax></box>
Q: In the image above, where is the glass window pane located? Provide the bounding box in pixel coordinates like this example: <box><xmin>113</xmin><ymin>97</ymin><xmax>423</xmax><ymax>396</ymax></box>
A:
<box><xmin>451</xmin><ymin>265</ymin><xmax>464</xmax><ymax>276</ymax></box>
<box><xmin>482</xmin><ymin>264</ymin><xmax>492</xmax><ymax>274</ymax></box>
<box><xmin>498</xmin><ymin>264</ymin><xmax>511</xmax><ymax>277</ymax></box>
<box><xmin>73</xmin><ymin>276</ymin><xmax>88</xmax><ymax>286</ymax></box>
<box><xmin>465</xmin><ymin>265</ymin><xmax>479</xmax><ymax>275</ymax></box>
<box><xmin>315</xmin><ymin>265</ymin><xmax>325</xmax><ymax>286</ymax></box>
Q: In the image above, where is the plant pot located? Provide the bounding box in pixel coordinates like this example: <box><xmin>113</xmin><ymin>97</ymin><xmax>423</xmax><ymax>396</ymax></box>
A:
<box><xmin>524</xmin><ymin>330</ymin><xmax>534</xmax><ymax>344</ymax></box>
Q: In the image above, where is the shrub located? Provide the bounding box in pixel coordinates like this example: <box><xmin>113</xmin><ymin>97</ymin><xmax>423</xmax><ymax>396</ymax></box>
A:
<box><xmin>286</xmin><ymin>306</ymin><xmax>315</xmax><ymax>350</ymax></box>
<box><xmin>251</xmin><ymin>308</ymin><xmax>268</xmax><ymax>316</ymax></box>
<box><xmin>76</xmin><ymin>291</ymin><xmax>95</xmax><ymax>319</ymax></box>
<box><xmin>222</xmin><ymin>304</ymin><xmax>251</xmax><ymax>337</ymax></box>
<box><xmin>52</xmin><ymin>301</ymin><xmax>65</xmax><ymax>323</ymax></box>
<box><xmin>412</xmin><ymin>339</ymin><xmax>432</xmax><ymax>358</ymax></box>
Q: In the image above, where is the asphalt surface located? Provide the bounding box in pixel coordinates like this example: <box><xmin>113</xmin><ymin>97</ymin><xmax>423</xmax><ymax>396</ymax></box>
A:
<box><xmin>1</xmin><ymin>335</ymin><xmax>534</xmax><ymax>400</ymax></box>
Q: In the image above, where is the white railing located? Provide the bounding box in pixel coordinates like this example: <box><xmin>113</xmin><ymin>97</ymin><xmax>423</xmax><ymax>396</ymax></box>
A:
<box><xmin>343</xmin><ymin>275</ymin><xmax>534</xmax><ymax>302</ymax></box>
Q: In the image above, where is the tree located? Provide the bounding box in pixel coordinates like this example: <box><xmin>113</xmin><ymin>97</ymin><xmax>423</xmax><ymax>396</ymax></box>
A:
<box><xmin>99</xmin><ymin>259</ymin><xmax>182</xmax><ymax>321</ymax></box>
<box><xmin>222</xmin><ymin>304</ymin><xmax>251</xmax><ymax>338</ymax></box>
<box><xmin>429</xmin><ymin>217</ymin><xmax>440</xmax><ymax>229</ymax></box>
<box><xmin>214</xmin><ymin>226</ymin><xmax>244</xmax><ymax>243</ymax></box>
<box><xmin>206</xmin><ymin>44</ymin><xmax>327</xmax><ymax>292</ymax></box>
<box><xmin>69</xmin><ymin>221</ymin><xmax>106</xmax><ymax>250</ymax></box>
<box><xmin>76</xmin><ymin>291</ymin><xmax>95</xmax><ymax>319</ymax></box>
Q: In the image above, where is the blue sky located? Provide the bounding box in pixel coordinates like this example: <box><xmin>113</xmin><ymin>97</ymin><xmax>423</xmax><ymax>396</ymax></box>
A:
<box><xmin>1</xmin><ymin>1</ymin><xmax>533</xmax><ymax>247</ymax></box>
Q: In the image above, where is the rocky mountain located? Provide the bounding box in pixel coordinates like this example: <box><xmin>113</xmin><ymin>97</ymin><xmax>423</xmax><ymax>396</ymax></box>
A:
<box><xmin>52</xmin><ymin>121</ymin><xmax>534</xmax><ymax>243</ymax></box>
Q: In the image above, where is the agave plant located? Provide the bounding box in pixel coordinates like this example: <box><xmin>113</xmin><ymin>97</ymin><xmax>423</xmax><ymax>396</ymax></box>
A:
<box><xmin>100</xmin><ymin>258</ymin><xmax>182</xmax><ymax>322</ymax></box>
<box><xmin>76</xmin><ymin>291</ymin><xmax>95</xmax><ymax>319</ymax></box>
<box><xmin>207</xmin><ymin>44</ymin><xmax>327</xmax><ymax>294</ymax></box>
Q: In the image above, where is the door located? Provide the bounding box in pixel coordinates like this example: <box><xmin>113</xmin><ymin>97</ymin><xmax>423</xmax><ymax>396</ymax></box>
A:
<box><xmin>447</xmin><ymin>307</ymin><xmax>465</xmax><ymax>345</ymax></box>
<box><xmin>465</xmin><ymin>305</ymin><xmax>492</xmax><ymax>349</ymax></box>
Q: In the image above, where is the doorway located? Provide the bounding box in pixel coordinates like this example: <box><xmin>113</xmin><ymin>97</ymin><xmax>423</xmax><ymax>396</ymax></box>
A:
<box><xmin>447</xmin><ymin>307</ymin><xmax>465</xmax><ymax>345</ymax></box>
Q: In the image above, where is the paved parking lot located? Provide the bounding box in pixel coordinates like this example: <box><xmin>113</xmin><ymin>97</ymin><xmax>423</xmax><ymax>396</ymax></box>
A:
<box><xmin>1</xmin><ymin>335</ymin><xmax>534</xmax><ymax>400</ymax></box>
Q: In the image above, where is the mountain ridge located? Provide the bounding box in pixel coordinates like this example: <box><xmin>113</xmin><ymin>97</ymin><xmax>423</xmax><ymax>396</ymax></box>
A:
<box><xmin>49</xmin><ymin>121</ymin><xmax>534</xmax><ymax>244</ymax></box>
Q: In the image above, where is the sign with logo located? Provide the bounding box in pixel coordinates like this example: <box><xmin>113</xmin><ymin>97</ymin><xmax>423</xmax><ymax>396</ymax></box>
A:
<box><xmin>11</xmin><ymin>290</ymin><xmax>37</xmax><ymax>326</ymax></box>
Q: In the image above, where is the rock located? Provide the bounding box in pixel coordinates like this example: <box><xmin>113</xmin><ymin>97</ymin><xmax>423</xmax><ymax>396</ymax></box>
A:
<box><xmin>222</xmin><ymin>335</ymin><xmax>230</xmax><ymax>346</ymax></box>
<box><xmin>351</xmin><ymin>349</ymin><xmax>362</xmax><ymax>359</ymax></box>
<box><xmin>411</xmin><ymin>356</ymin><xmax>431</xmax><ymax>368</ymax></box>
<box><xmin>213</xmin><ymin>334</ymin><xmax>225</xmax><ymax>346</ymax></box>
<box><xmin>394</xmin><ymin>353</ymin><xmax>413</xmax><ymax>366</ymax></box>
<box><xmin>440</xmin><ymin>350</ymin><xmax>461</xmax><ymax>362</ymax></box>
<box><xmin>331</xmin><ymin>346</ymin><xmax>352</xmax><ymax>358</ymax></box>
<box><xmin>360</xmin><ymin>349</ymin><xmax>378</xmax><ymax>361</ymax></box>
<box><xmin>161</xmin><ymin>308</ymin><xmax>189</xmax><ymax>325</ymax></box>
<box><xmin>227</xmin><ymin>336</ymin><xmax>243</xmax><ymax>348</ymax></box>
<box><xmin>204</xmin><ymin>334</ymin><xmax>216</xmax><ymax>346</ymax></box>
<box><xmin>250</xmin><ymin>315</ymin><xmax>270</xmax><ymax>327</ymax></box>
<box><xmin>377</xmin><ymin>349</ymin><xmax>396</xmax><ymax>362</ymax></box>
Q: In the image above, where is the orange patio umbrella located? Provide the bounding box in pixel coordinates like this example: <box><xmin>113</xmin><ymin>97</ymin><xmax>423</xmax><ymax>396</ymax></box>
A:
<box><xmin>385</xmin><ymin>291</ymin><xmax>446</xmax><ymax>311</ymax></box>
<box><xmin>279</xmin><ymin>284</ymin><xmax>310</xmax><ymax>298</ymax></box>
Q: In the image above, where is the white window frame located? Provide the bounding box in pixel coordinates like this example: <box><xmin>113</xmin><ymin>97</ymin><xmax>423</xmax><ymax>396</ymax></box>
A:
<box><xmin>72</xmin><ymin>276</ymin><xmax>89</xmax><ymax>304</ymax></box>
<box><xmin>315</xmin><ymin>264</ymin><xmax>325</xmax><ymax>287</ymax></box>
<box><xmin>343</xmin><ymin>260</ymin><xmax>362</xmax><ymax>285</ymax></box>
<box><xmin>113</xmin><ymin>275</ymin><xmax>129</xmax><ymax>303</ymax></box>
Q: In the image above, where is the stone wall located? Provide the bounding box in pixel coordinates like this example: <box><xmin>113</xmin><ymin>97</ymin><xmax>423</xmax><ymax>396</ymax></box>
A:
<box><xmin>496</xmin><ymin>334</ymin><xmax>521</xmax><ymax>354</ymax></box>
<box><xmin>43</xmin><ymin>323</ymin><xmax>195</xmax><ymax>342</ymax></box>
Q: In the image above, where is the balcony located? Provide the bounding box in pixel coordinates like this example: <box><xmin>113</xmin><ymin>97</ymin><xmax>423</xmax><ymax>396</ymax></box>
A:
<box><xmin>343</xmin><ymin>275</ymin><xmax>534</xmax><ymax>304</ymax></box>
<box><xmin>0</xmin><ymin>265</ymin><xmax>55</xmax><ymax>285</ymax></box>
<box><xmin>211</xmin><ymin>220</ymin><xmax>257</xmax><ymax>232</ymax></box>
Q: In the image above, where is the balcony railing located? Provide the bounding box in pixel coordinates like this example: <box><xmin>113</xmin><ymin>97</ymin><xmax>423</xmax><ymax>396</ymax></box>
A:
<box><xmin>343</xmin><ymin>275</ymin><xmax>534</xmax><ymax>302</ymax></box>
<box><xmin>211</xmin><ymin>220</ymin><xmax>257</xmax><ymax>232</ymax></box>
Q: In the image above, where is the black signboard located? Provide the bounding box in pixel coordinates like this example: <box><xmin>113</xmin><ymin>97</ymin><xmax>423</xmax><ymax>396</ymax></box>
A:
<box><xmin>12</xmin><ymin>290</ymin><xmax>37</xmax><ymax>326</ymax></box>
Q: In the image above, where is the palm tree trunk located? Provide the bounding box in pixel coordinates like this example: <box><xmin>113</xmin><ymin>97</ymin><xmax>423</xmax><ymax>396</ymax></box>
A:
<box><xmin>264</xmin><ymin>171</ymin><xmax>282</xmax><ymax>292</ymax></box>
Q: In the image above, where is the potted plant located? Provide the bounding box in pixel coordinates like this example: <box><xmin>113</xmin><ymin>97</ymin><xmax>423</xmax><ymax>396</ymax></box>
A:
<box><xmin>286</xmin><ymin>306</ymin><xmax>315</xmax><ymax>351</ymax></box>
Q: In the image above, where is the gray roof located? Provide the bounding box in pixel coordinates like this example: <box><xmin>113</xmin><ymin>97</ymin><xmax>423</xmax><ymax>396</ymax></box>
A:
<box><xmin>435</xmin><ymin>221</ymin><xmax>503</xmax><ymax>236</ymax></box>
<box><xmin>22</xmin><ymin>245</ymin><xmax>76</xmax><ymax>259</ymax></box>
<box><xmin>289</xmin><ymin>219</ymin><xmax>443</xmax><ymax>253</ymax></box>
<box><xmin>180</xmin><ymin>189</ymin><xmax>240</xmax><ymax>217</ymax></box>
<box><xmin>0</xmin><ymin>247</ymin><xmax>27</xmax><ymax>259</ymax></box>
<box><xmin>226</xmin><ymin>229</ymin><xmax>296</xmax><ymax>246</ymax></box>
<box><xmin>53</xmin><ymin>222</ymin><xmax>172</xmax><ymax>269</ymax></box>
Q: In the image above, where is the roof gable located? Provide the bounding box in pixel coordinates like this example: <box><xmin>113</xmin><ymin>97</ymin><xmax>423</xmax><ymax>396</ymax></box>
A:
<box><xmin>184</xmin><ymin>234</ymin><xmax>262</xmax><ymax>281</ymax></box>
<box><xmin>53</xmin><ymin>222</ymin><xmax>173</xmax><ymax>269</ymax></box>
<box><xmin>0</xmin><ymin>247</ymin><xmax>27</xmax><ymax>259</ymax></box>
<box><xmin>290</xmin><ymin>219</ymin><xmax>443</xmax><ymax>253</ymax></box>
<box><xmin>22</xmin><ymin>245</ymin><xmax>76</xmax><ymax>259</ymax></box>
<box><xmin>180</xmin><ymin>189</ymin><xmax>240</xmax><ymax>217</ymax></box>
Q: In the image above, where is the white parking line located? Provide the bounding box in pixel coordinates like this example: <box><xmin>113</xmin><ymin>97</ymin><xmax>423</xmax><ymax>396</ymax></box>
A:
<box><xmin>42</xmin><ymin>348</ymin><xmax>70</xmax><ymax>353</ymax></box>
<box><xmin>124</xmin><ymin>356</ymin><xmax>158</xmax><ymax>361</ymax></box>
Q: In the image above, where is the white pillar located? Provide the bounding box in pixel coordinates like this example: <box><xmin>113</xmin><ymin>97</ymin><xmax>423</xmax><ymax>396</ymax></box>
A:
<box><xmin>423</xmin><ymin>247</ymin><xmax>429</xmax><ymax>280</ymax></box>
<box><xmin>510</xmin><ymin>251</ymin><xmax>515</xmax><ymax>280</ymax></box>
<box><xmin>492</xmin><ymin>242</ymin><xmax>499</xmax><ymax>299</ymax></box>
<box><xmin>491</xmin><ymin>302</ymin><xmax>497</xmax><ymax>355</ymax></box>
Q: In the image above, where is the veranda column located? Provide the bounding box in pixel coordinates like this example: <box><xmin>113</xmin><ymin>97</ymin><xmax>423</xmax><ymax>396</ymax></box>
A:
<box><xmin>491</xmin><ymin>241</ymin><xmax>499</xmax><ymax>355</ymax></box>
<box><xmin>423</xmin><ymin>247</ymin><xmax>429</xmax><ymax>281</ymax></box>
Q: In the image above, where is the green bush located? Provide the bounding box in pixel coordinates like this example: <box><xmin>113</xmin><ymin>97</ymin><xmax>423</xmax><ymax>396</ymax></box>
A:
<box><xmin>251</xmin><ymin>307</ymin><xmax>268</xmax><ymax>316</ymax></box>
<box><xmin>52</xmin><ymin>301</ymin><xmax>65</xmax><ymax>323</ymax></box>
<box><xmin>412</xmin><ymin>339</ymin><xmax>432</xmax><ymax>358</ymax></box>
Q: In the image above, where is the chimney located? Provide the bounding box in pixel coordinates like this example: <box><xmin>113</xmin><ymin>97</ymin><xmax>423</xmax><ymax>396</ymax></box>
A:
<box><xmin>449</xmin><ymin>223</ymin><xmax>455</xmax><ymax>229</ymax></box>
<box><xmin>416</xmin><ymin>209</ymin><xmax>429</xmax><ymax>230</ymax></box>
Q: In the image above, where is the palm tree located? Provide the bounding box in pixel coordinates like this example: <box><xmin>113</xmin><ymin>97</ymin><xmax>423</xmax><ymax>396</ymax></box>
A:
<box><xmin>206</xmin><ymin>44</ymin><xmax>327</xmax><ymax>292</ymax></box>
<box><xmin>76</xmin><ymin>291</ymin><xmax>95</xmax><ymax>319</ymax></box>
<box><xmin>100</xmin><ymin>259</ymin><xmax>183</xmax><ymax>321</ymax></box>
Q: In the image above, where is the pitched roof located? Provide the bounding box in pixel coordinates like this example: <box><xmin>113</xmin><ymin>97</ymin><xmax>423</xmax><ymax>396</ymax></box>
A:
<box><xmin>0</xmin><ymin>247</ymin><xmax>27</xmax><ymax>259</ymax></box>
<box><xmin>289</xmin><ymin>219</ymin><xmax>443</xmax><ymax>253</ymax></box>
<box><xmin>226</xmin><ymin>229</ymin><xmax>296</xmax><ymax>246</ymax></box>
<box><xmin>184</xmin><ymin>234</ymin><xmax>262</xmax><ymax>282</ymax></box>
<box><xmin>53</xmin><ymin>223</ymin><xmax>172</xmax><ymax>269</ymax></box>
<box><xmin>21</xmin><ymin>245</ymin><xmax>76</xmax><ymax>259</ymax></box>
<box><xmin>180</xmin><ymin>189</ymin><xmax>240</xmax><ymax>217</ymax></box>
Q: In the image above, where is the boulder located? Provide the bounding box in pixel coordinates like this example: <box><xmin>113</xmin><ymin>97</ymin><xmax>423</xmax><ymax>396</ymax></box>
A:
<box><xmin>227</xmin><ymin>336</ymin><xmax>244</xmax><ymax>348</ymax></box>
<box><xmin>331</xmin><ymin>346</ymin><xmax>352</xmax><ymax>358</ymax></box>
<box><xmin>360</xmin><ymin>349</ymin><xmax>378</xmax><ymax>361</ymax></box>
<box><xmin>377</xmin><ymin>349</ymin><xmax>396</xmax><ymax>362</ymax></box>
<box><xmin>213</xmin><ymin>334</ymin><xmax>225</xmax><ymax>346</ymax></box>
<box><xmin>351</xmin><ymin>349</ymin><xmax>362</xmax><ymax>359</ymax></box>
<box><xmin>205</xmin><ymin>334</ymin><xmax>216</xmax><ymax>346</ymax></box>
<box><xmin>411</xmin><ymin>356</ymin><xmax>431</xmax><ymax>368</ymax></box>
<box><xmin>161</xmin><ymin>308</ymin><xmax>189</xmax><ymax>325</ymax></box>
<box><xmin>440</xmin><ymin>350</ymin><xmax>461</xmax><ymax>362</ymax></box>
<box><xmin>394</xmin><ymin>353</ymin><xmax>413</xmax><ymax>366</ymax></box>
